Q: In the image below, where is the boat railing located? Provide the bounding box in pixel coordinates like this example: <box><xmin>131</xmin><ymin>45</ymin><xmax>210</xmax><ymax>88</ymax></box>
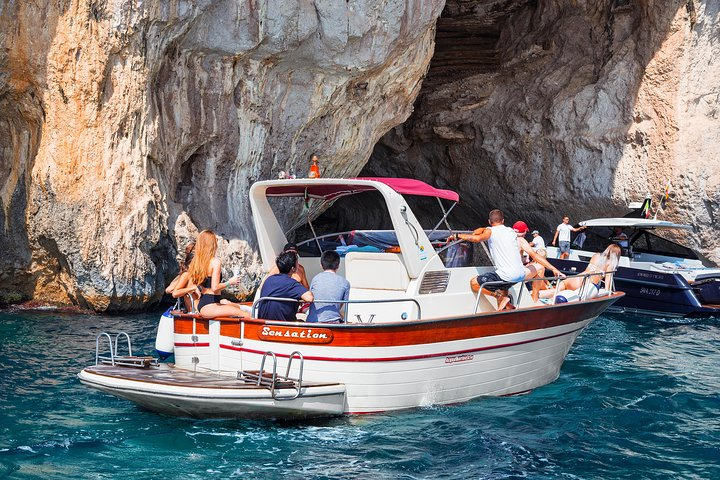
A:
<box><xmin>237</xmin><ymin>350</ymin><xmax>305</xmax><ymax>400</ymax></box>
<box><xmin>95</xmin><ymin>332</ymin><xmax>115</xmax><ymax>365</ymax></box>
<box><xmin>252</xmin><ymin>296</ymin><xmax>423</xmax><ymax>322</ymax></box>
<box><xmin>94</xmin><ymin>332</ymin><xmax>159</xmax><ymax>368</ymax></box>
<box><xmin>475</xmin><ymin>270</ymin><xmax>617</xmax><ymax>314</ymax></box>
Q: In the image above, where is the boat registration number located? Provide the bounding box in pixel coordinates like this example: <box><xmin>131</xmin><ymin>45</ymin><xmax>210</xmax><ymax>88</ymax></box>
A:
<box><xmin>640</xmin><ymin>287</ymin><xmax>661</xmax><ymax>296</ymax></box>
<box><xmin>258</xmin><ymin>325</ymin><xmax>334</xmax><ymax>344</ymax></box>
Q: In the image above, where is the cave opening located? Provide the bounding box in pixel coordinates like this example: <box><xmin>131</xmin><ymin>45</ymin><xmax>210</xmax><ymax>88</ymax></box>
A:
<box><xmin>305</xmin><ymin>0</ymin><xmax>690</xmax><ymax>245</ymax></box>
<box><xmin>303</xmin><ymin>0</ymin><xmax>531</xmax><ymax>236</ymax></box>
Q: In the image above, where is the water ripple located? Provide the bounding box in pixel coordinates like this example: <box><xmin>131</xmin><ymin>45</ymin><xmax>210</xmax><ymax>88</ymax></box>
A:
<box><xmin>1</xmin><ymin>311</ymin><xmax>719</xmax><ymax>479</ymax></box>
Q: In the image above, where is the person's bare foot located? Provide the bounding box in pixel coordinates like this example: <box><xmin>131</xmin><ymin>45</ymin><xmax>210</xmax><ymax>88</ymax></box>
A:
<box><xmin>497</xmin><ymin>295</ymin><xmax>511</xmax><ymax>311</ymax></box>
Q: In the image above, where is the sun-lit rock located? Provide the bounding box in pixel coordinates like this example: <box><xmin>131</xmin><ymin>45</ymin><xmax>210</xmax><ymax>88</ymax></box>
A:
<box><xmin>0</xmin><ymin>0</ymin><xmax>444</xmax><ymax>310</ymax></box>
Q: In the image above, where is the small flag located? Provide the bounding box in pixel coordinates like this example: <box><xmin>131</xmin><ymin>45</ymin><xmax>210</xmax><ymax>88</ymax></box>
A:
<box><xmin>641</xmin><ymin>197</ymin><xmax>651</xmax><ymax>218</ymax></box>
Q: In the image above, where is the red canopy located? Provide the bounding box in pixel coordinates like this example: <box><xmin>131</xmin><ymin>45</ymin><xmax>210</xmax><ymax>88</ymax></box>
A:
<box><xmin>264</xmin><ymin>178</ymin><xmax>459</xmax><ymax>202</ymax></box>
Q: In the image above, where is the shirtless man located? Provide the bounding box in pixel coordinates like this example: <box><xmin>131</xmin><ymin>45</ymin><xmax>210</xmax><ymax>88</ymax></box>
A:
<box><xmin>452</xmin><ymin>210</ymin><xmax>564</xmax><ymax>310</ymax></box>
<box><xmin>514</xmin><ymin>220</ymin><xmax>551</xmax><ymax>301</ymax></box>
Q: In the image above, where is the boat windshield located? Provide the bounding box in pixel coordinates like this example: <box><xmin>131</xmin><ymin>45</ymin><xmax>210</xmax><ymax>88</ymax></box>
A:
<box><xmin>268</xmin><ymin>189</ymin><xmax>492</xmax><ymax>269</ymax></box>
<box><xmin>630</xmin><ymin>229</ymin><xmax>698</xmax><ymax>259</ymax></box>
<box><xmin>575</xmin><ymin>226</ymin><xmax>698</xmax><ymax>260</ymax></box>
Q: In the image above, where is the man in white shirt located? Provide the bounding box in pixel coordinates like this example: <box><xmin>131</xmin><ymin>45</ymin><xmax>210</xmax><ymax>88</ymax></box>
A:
<box><xmin>551</xmin><ymin>215</ymin><xmax>585</xmax><ymax>259</ymax></box>
<box><xmin>454</xmin><ymin>210</ymin><xmax>563</xmax><ymax>310</ymax></box>
<box><xmin>530</xmin><ymin>230</ymin><xmax>546</xmax><ymax>251</ymax></box>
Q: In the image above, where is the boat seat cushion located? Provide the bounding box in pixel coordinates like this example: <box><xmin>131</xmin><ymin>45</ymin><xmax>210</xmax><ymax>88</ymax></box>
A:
<box><xmin>344</xmin><ymin>252</ymin><xmax>410</xmax><ymax>291</ymax></box>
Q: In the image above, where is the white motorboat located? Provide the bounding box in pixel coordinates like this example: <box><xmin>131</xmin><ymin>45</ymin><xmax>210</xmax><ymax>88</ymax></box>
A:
<box><xmin>80</xmin><ymin>178</ymin><xmax>623</xmax><ymax>419</ymax></box>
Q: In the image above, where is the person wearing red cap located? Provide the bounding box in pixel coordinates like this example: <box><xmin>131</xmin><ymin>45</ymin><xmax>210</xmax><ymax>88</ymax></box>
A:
<box><xmin>512</xmin><ymin>221</ymin><xmax>531</xmax><ymax>265</ymax></box>
<box><xmin>513</xmin><ymin>220</ymin><xmax>552</xmax><ymax>301</ymax></box>
<box><xmin>451</xmin><ymin>210</ymin><xmax>564</xmax><ymax>309</ymax></box>
<box><xmin>512</xmin><ymin>220</ymin><xmax>529</xmax><ymax>235</ymax></box>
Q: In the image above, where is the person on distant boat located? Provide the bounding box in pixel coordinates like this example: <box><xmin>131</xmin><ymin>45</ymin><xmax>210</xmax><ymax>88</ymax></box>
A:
<box><xmin>165</xmin><ymin>242</ymin><xmax>197</xmax><ymax>312</ymax></box>
<box><xmin>258</xmin><ymin>251</ymin><xmax>314</xmax><ymax>321</ymax></box>
<box><xmin>539</xmin><ymin>244</ymin><xmax>621</xmax><ymax>300</ymax></box>
<box><xmin>551</xmin><ymin>215</ymin><xmax>585</xmax><ymax>259</ymax></box>
<box><xmin>452</xmin><ymin>209</ymin><xmax>564</xmax><ymax>310</ymax></box>
<box><xmin>188</xmin><ymin>230</ymin><xmax>250</xmax><ymax>318</ymax></box>
<box><xmin>611</xmin><ymin>227</ymin><xmax>629</xmax><ymax>250</ymax></box>
<box><xmin>306</xmin><ymin>250</ymin><xmax>350</xmax><ymax>324</ymax></box>
<box><xmin>530</xmin><ymin>230</ymin><xmax>546</xmax><ymax>251</ymax></box>
<box><xmin>265</xmin><ymin>243</ymin><xmax>309</xmax><ymax>289</ymax></box>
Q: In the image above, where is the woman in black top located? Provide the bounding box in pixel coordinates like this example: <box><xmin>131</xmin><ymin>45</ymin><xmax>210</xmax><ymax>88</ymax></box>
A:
<box><xmin>188</xmin><ymin>230</ymin><xmax>250</xmax><ymax>318</ymax></box>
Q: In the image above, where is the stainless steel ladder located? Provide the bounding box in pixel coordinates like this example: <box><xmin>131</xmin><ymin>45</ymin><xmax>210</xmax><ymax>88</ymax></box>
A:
<box><xmin>237</xmin><ymin>351</ymin><xmax>305</xmax><ymax>400</ymax></box>
<box><xmin>95</xmin><ymin>332</ymin><xmax>159</xmax><ymax>368</ymax></box>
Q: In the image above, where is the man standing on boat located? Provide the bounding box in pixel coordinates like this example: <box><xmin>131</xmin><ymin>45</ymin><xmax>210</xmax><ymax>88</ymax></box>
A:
<box><xmin>452</xmin><ymin>210</ymin><xmax>564</xmax><ymax>310</ymax></box>
<box><xmin>552</xmin><ymin>215</ymin><xmax>585</xmax><ymax>259</ymax></box>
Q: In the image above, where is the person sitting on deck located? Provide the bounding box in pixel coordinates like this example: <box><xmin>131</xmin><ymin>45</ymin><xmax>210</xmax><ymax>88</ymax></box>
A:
<box><xmin>452</xmin><ymin>209</ymin><xmax>564</xmax><ymax>310</ymax></box>
<box><xmin>513</xmin><ymin>220</ymin><xmax>554</xmax><ymax>301</ymax></box>
<box><xmin>265</xmin><ymin>243</ymin><xmax>309</xmax><ymax>289</ymax></box>
<box><xmin>188</xmin><ymin>230</ymin><xmax>250</xmax><ymax>319</ymax></box>
<box><xmin>165</xmin><ymin>242</ymin><xmax>197</xmax><ymax>312</ymax></box>
<box><xmin>258</xmin><ymin>251</ymin><xmax>314</xmax><ymax>321</ymax></box>
<box><xmin>539</xmin><ymin>244</ymin><xmax>621</xmax><ymax>300</ymax></box>
<box><xmin>307</xmin><ymin>250</ymin><xmax>350</xmax><ymax>324</ymax></box>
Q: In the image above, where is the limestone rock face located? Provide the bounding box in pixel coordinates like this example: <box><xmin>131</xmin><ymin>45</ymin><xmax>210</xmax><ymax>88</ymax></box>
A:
<box><xmin>0</xmin><ymin>0</ymin><xmax>444</xmax><ymax>310</ymax></box>
<box><xmin>364</xmin><ymin>0</ymin><xmax>720</xmax><ymax>264</ymax></box>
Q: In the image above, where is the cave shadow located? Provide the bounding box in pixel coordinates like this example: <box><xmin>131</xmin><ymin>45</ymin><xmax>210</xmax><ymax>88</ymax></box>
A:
<box><xmin>316</xmin><ymin>1</ymin><xmax>704</xmax><ymax>237</ymax></box>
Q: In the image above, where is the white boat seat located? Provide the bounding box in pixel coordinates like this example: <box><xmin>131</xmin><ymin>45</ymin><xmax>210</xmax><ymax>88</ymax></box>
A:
<box><xmin>345</xmin><ymin>252</ymin><xmax>410</xmax><ymax>291</ymax></box>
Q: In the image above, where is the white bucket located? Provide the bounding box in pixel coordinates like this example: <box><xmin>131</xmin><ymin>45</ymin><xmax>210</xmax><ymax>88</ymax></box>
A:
<box><xmin>155</xmin><ymin>307</ymin><xmax>175</xmax><ymax>359</ymax></box>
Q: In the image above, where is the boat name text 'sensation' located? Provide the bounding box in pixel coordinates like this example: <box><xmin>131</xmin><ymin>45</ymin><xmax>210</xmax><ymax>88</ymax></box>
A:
<box><xmin>258</xmin><ymin>326</ymin><xmax>334</xmax><ymax>344</ymax></box>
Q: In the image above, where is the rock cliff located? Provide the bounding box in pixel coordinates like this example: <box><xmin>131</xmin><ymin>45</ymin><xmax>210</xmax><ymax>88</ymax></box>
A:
<box><xmin>0</xmin><ymin>0</ymin><xmax>444</xmax><ymax>310</ymax></box>
<box><xmin>362</xmin><ymin>0</ymin><xmax>720</xmax><ymax>264</ymax></box>
<box><xmin>1</xmin><ymin>0</ymin><xmax>718</xmax><ymax>311</ymax></box>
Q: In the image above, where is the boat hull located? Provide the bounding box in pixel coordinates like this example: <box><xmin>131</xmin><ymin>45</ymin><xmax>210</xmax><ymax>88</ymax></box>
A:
<box><xmin>549</xmin><ymin>258</ymin><xmax>720</xmax><ymax>318</ymax></box>
<box><xmin>171</xmin><ymin>294</ymin><xmax>621</xmax><ymax>414</ymax></box>
<box><xmin>78</xmin><ymin>364</ymin><xmax>346</xmax><ymax>419</ymax></box>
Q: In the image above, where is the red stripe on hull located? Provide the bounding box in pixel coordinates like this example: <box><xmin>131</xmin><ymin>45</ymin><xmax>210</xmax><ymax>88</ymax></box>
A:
<box><xmin>219</xmin><ymin>326</ymin><xmax>584</xmax><ymax>362</ymax></box>
<box><xmin>173</xmin><ymin>293</ymin><xmax>620</xmax><ymax>348</ymax></box>
<box><xmin>174</xmin><ymin>342</ymin><xmax>210</xmax><ymax>347</ymax></box>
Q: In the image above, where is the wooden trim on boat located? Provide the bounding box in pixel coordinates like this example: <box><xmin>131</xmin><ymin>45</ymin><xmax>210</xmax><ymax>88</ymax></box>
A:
<box><xmin>172</xmin><ymin>292</ymin><xmax>621</xmax><ymax>348</ymax></box>
<box><xmin>174</xmin><ymin>319</ymin><xmax>210</xmax><ymax>335</ymax></box>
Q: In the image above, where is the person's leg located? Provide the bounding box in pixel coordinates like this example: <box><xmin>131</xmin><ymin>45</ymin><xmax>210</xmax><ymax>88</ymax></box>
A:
<box><xmin>559</xmin><ymin>241</ymin><xmax>570</xmax><ymax>259</ymax></box>
<box><xmin>539</xmin><ymin>279</ymin><xmax>569</xmax><ymax>299</ymax></box>
<box><xmin>219</xmin><ymin>299</ymin><xmax>247</xmax><ymax>310</ymax></box>
<box><xmin>495</xmin><ymin>289</ymin><xmax>512</xmax><ymax>310</ymax></box>
<box><xmin>470</xmin><ymin>276</ymin><xmax>480</xmax><ymax>292</ymax></box>
<box><xmin>200</xmin><ymin>303</ymin><xmax>251</xmax><ymax>319</ymax></box>
<box><xmin>525</xmin><ymin>263</ymin><xmax>545</xmax><ymax>302</ymax></box>
<box><xmin>471</xmin><ymin>278</ymin><xmax>508</xmax><ymax>310</ymax></box>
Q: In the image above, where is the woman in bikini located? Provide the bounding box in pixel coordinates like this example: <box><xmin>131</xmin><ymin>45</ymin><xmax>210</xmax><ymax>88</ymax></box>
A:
<box><xmin>540</xmin><ymin>244</ymin><xmax>620</xmax><ymax>299</ymax></box>
<box><xmin>165</xmin><ymin>242</ymin><xmax>198</xmax><ymax>311</ymax></box>
<box><xmin>188</xmin><ymin>230</ymin><xmax>250</xmax><ymax>318</ymax></box>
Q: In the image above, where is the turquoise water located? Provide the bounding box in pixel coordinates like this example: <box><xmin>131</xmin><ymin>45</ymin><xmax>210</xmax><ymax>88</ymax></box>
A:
<box><xmin>1</xmin><ymin>310</ymin><xmax>718</xmax><ymax>479</ymax></box>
